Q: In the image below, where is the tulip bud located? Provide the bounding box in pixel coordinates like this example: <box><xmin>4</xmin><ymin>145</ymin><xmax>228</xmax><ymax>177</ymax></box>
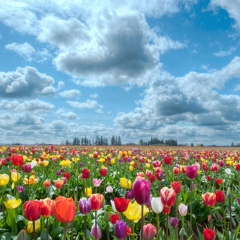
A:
<box><xmin>178</xmin><ymin>203</ymin><xmax>188</xmax><ymax>217</ymax></box>
<box><xmin>91</xmin><ymin>223</ymin><xmax>102</xmax><ymax>240</ymax></box>
<box><xmin>227</xmin><ymin>187</ymin><xmax>232</xmax><ymax>198</ymax></box>
<box><xmin>170</xmin><ymin>217</ymin><xmax>179</xmax><ymax>227</ymax></box>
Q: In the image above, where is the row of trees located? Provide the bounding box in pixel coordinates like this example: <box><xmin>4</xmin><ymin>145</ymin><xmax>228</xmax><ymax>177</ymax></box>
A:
<box><xmin>64</xmin><ymin>135</ymin><xmax>122</xmax><ymax>146</ymax></box>
<box><xmin>64</xmin><ymin>136</ymin><xmax>178</xmax><ymax>146</ymax></box>
<box><xmin>139</xmin><ymin>137</ymin><xmax>178</xmax><ymax>146</ymax></box>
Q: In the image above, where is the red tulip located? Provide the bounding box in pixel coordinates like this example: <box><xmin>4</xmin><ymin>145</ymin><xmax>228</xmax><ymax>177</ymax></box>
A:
<box><xmin>41</xmin><ymin>198</ymin><xmax>54</xmax><ymax>217</ymax></box>
<box><xmin>203</xmin><ymin>228</ymin><xmax>215</xmax><ymax>240</ymax></box>
<box><xmin>201</xmin><ymin>162</ymin><xmax>209</xmax><ymax>172</ymax></box>
<box><xmin>235</xmin><ymin>163</ymin><xmax>240</xmax><ymax>171</ymax></box>
<box><xmin>113</xmin><ymin>197</ymin><xmax>131</xmax><ymax>212</ymax></box>
<box><xmin>109</xmin><ymin>213</ymin><xmax>120</xmax><ymax>224</ymax></box>
<box><xmin>81</xmin><ymin>169</ymin><xmax>90</xmax><ymax>179</ymax></box>
<box><xmin>215</xmin><ymin>190</ymin><xmax>225</xmax><ymax>203</ymax></box>
<box><xmin>63</xmin><ymin>172</ymin><xmax>70</xmax><ymax>180</ymax></box>
<box><xmin>210</xmin><ymin>164</ymin><xmax>219</xmax><ymax>172</ymax></box>
<box><xmin>215</xmin><ymin>178</ymin><xmax>223</xmax><ymax>185</ymax></box>
<box><xmin>132</xmin><ymin>179</ymin><xmax>151</xmax><ymax>205</ymax></box>
<box><xmin>162</xmin><ymin>206</ymin><xmax>172</xmax><ymax>215</ymax></box>
<box><xmin>99</xmin><ymin>168</ymin><xmax>108</xmax><ymax>177</ymax></box>
<box><xmin>160</xmin><ymin>187</ymin><xmax>176</xmax><ymax>207</ymax></box>
<box><xmin>173</xmin><ymin>167</ymin><xmax>180</xmax><ymax>175</ymax></box>
<box><xmin>186</xmin><ymin>165</ymin><xmax>198</xmax><ymax>179</ymax></box>
<box><xmin>163</xmin><ymin>156</ymin><xmax>173</xmax><ymax>165</ymax></box>
<box><xmin>12</xmin><ymin>155</ymin><xmax>24</xmax><ymax>167</ymax></box>
<box><xmin>202</xmin><ymin>193</ymin><xmax>216</xmax><ymax>207</ymax></box>
<box><xmin>24</xmin><ymin>200</ymin><xmax>42</xmax><ymax>221</ymax></box>
<box><xmin>89</xmin><ymin>194</ymin><xmax>104</xmax><ymax>211</ymax></box>
<box><xmin>53</xmin><ymin>196</ymin><xmax>76</xmax><ymax>223</ymax></box>
<box><xmin>171</xmin><ymin>181</ymin><xmax>182</xmax><ymax>194</ymax></box>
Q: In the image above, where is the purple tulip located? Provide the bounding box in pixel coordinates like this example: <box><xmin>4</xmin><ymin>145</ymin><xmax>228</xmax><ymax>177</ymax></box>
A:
<box><xmin>238</xmin><ymin>198</ymin><xmax>240</xmax><ymax>205</ymax></box>
<box><xmin>125</xmin><ymin>190</ymin><xmax>134</xmax><ymax>200</ymax></box>
<box><xmin>16</xmin><ymin>186</ymin><xmax>24</xmax><ymax>193</ymax></box>
<box><xmin>79</xmin><ymin>197</ymin><xmax>91</xmax><ymax>215</ymax></box>
<box><xmin>114</xmin><ymin>220</ymin><xmax>127</xmax><ymax>239</ymax></box>
<box><xmin>132</xmin><ymin>179</ymin><xmax>151</xmax><ymax>205</ymax></box>
<box><xmin>186</xmin><ymin>165</ymin><xmax>198</xmax><ymax>179</ymax></box>
<box><xmin>90</xmin><ymin>223</ymin><xmax>102</xmax><ymax>240</ymax></box>
<box><xmin>170</xmin><ymin>217</ymin><xmax>179</xmax><ymax>227</ymax></box>
<box><xmin>22</xmin><ymin>164</ymin><xmax>32</xmax><ymax>173</ymax></box>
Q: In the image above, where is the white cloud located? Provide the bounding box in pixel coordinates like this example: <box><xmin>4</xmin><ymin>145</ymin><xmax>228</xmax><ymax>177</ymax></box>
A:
<box><xmin>5</xmin><ymin>42</ymin><xmax>35</xmax><ymax>61</ymax></box>
<box><xmin>214</xmin><ymin>47</ymin><xmax>236</xmax><ymax>57</ymax></box>
<box><xmin>5</xmin><ymin>42</ymin><xmax>51</xmax><ymax>62</ymax></box>
<box><xmin>56</xmin><ymin>109</ymin><xmax>78</xmax><ymax>119</ymax></box>
<box><xmin>67</xmin><ymin>99</ymin><xmax>101</xmax><ymax>109</ymax></box>
<box><xmin>58</xmin><ymin>89</ymin><xmax>81</xmax><ymax>98</ymax></box>
<box><xmin>114</xmin><ymin>57</ymin><xmax>240</xmax><ymax>145</ymax></box>
<box><xmin>210</xmin><ymin>0</ymin><xmax>240</xmax><ymax>29</ymax></box>
<box><xmin>90</xmin><ymin>93</ymin><xmax>99</xmax><ymax>98</ymax></box>
<box><xmin>0</xmin><ymin>99</ymin><xmax>54</xmax><ymax>112</ymax></box>
<box><xmin>0</xmin><ymin>67</ymin><xmax>55</xmax><ymax>98</ymax></box>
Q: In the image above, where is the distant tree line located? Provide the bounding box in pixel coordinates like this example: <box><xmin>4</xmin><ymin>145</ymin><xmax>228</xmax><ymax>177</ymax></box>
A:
<box><xmin>139</xmin><ymin>137</ymin><xmax>178</xmax><ymax>146</ymax></box>
<box><xmin>64</xmin><ymin>135</ymin><xmax>122</xmax><ymax>146</ymax></box>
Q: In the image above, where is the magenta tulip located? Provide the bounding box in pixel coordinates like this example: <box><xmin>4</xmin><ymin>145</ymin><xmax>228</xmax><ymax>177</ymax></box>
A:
<box><xmin>132</xmin><ymin>179</ymin><xmax>151</xmax><ymax>205</ymax></box>
<box><xmin>186</xmin><ymin>165</ymin><xmax>198</xmax><ymax>179</ymax></box>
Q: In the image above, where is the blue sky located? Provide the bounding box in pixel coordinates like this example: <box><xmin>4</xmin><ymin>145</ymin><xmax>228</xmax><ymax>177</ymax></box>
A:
<box><xmin>0</xmin><ymin>0</ymin><xmax>240</xmax><ymax>146</ymax></box>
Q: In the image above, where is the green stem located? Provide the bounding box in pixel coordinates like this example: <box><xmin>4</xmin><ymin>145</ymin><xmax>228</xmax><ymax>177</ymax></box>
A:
<box><xmin>229</xmin><ymin>197</ymin><xmax>232</xmax><ymax>235</ymax></box>
<box><xmin>156</xmin><ymin>213</ymin><xmax>160</xmax><ymax>235</ymax></box>
<box><xmin>95</xmin><ymin>211</ymin><xmax>97</xmax><ymax>240</ymax></box>
<box><xmin>141</xmin><ymin>205</ymin><xmax>144</xmax><ymax>240</ymax></box>
<box><xmin>84</xmin><ymin>215</ymin><xmax>87</xmax><ymax>239</ymax></box>
<box><xmin>46</xmin><ymin>218</ymin><xmax>49</xmax><ymax>240</ymax></box>
<box><xmin>190</xmin><ymin>183</ymin><xmax>192</xmax><ymax>228</ymax></box>
<box><xmin>166</xmin><ymin>214</ymin><xmax>169</xmax><ymax>240</ymax></box>
<box><xmin>63</xmin><ymin>223</ymin><xmax>67</xmax><ymax>240</ymax></box>
<box><xmin>33</xmin><ymin>220</ymin><xmax>36</xmax><ymax>240</ymax></box>
<box><xmin>222</xmin><ymin>204</ymin><xmax>226</xmax><ymax>237</ymax></box>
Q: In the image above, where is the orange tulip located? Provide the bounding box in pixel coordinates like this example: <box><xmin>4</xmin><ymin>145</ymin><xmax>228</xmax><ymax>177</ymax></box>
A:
<box><xmin>53</xmin><ymin>196</ymin><xmax>76</xmax><ymax>223</ymax></box>
<box><xmin>41</xmin><ymin>198</ymin><xmax>54</xmax><ymax>217</ymax></box>
<box><xmin>202</xmin><ymin>193</ymin><xmax>216</xmax><ymax>207</ymax></box>
<box><xmin>89</xmin><ymin>194</ymin><xmax>104</xmax><ymax>211</ymax></box>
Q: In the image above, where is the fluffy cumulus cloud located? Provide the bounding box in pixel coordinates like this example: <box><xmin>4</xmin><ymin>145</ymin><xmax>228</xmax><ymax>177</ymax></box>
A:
<box><xmin>58</xmin><ymin>89</ymin><xmax>81</xmax><ymax>98</ymax></box>
<box><xmin>0</xmin><ymin>1</ymin><xmax>186</xmax><ymax>87</ymax></box>
<box><xmin>67</xmin><ymin>99</ymin><xmax>102</xmax><ymax>110</ymax></box>
<box><xmin>114</xmin><ymin>57</ymin><xmax>240</xmax><ymax>144</ymax></box>
<box><xmin>0</xmin><ymin>66</ymin><xmax>55</xmax><ymax>98</ymax></box>
<box><xmin>0</xmin><ymin>99</ymin><xmax>54</xmax><ymax>112</ymax></box>
<box><xmin>210</xmin><ymin>0</ymin><xmax>240</xmax><ymax>29</ymax></box>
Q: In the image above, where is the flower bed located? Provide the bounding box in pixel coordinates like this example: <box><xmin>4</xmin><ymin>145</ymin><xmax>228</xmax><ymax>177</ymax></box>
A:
<box><xmin>0</xmin><ymin>145</ymin><xmax>239</xmax><ymax>239</ymax></box>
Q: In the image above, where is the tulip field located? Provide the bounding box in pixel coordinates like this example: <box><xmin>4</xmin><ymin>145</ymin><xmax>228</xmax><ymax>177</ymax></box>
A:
<box><xmin>0</xmin><ymin>145</ymin><xmax>240</xmax><ymax>240</ymax></box>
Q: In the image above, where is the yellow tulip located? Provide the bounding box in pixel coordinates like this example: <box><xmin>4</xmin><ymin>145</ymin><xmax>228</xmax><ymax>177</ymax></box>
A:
<box><xmin>85</xmin><ymin>187</ymin><xmax>92</xmax><ymax>197</ymax></box>
<box><xmin>4</xmin><ymin>197</ymin><xmax>22</xmax><ymax>209</ymax></box>
<box><xmin>42</xmin><ymin>160</ymin><xmax>49</xmax><ymax>167</ymax></box>
<box><xmin>123</xmin><ymin>201</ymin><xmax>149</xmax><ymax>223</ymax></box>
<box><xmin>145</xmin><ymin>163</ymin><xmax>151</xmax><ymax>169</ymax></box>
<box><xmin>11</xmin><ymin>170</ymin><xmax>20</xmax><ymax>183</ymax></box>
<box><xmin>59</xmin><ymin>160</ymin><xmax>71</xmax><ymax>167</ymax></box>
<box><xmin>120</xmin><ymin>178</ymin><xmax>128</xmax><ymax>188</ymax></box>
<box><xmin>129</xmin><ymin>166</ymin><xmax>134</xmax><ymax>171</ymax></box>
<box><xmin>120</xmin><ymin>178</ymin><xmax>132</xmax><ymax>189</ymax></box>
<box><xmin>127</xmin><ymin>180</ymin><xmax>132</xmax><ymax>189</ymax></box>
<box><xmin>27</xmin><ymin>219</ymin><xmax>41</xmax><ymax>233</ymax></box>
<box><xmin>0</xmin><ymin>174</ymin><xmax>10</xmax><ymax>186</ymax></box>
<box><xmin>111</xmin><ymin>158</ymin><xmax>115</xmax><ymax>164</ymax></box>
